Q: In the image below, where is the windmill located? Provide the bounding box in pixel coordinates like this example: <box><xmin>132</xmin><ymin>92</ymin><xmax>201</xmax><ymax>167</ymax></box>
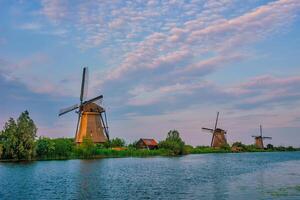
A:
<box><xmin>202</xmin><ymin>112</ymin><xmax>228</xmax><ymax>148</ymax></box>
<box><xmin>58</xmin><ymin>67</ymin><xmax>109</xmax><ymax>143</ymax></box>
<box><xmin>252</xmin><ymin>125</ymin><xmax>271</xmax><ymax>149</ymax></box>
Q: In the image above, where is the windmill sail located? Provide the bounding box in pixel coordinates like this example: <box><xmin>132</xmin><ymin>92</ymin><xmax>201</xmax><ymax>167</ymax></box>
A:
<box><xmin>214</xmin><ymin>112</ymin><xmax>219</xmax><ymax>130</ymax></box>
<box><xmin>80</xmin><ymin>67</ymin><xmax>89</xmax><ymax>103</ymax></box>
<box><xmin>59</xmin><ymin>104</ymin><xmax>79</xmax><ymax>116</ymax></box>
<box><xmin>201</xmin><ymin>112</ymin><xmax>227</xmax><ymax>148</ymax></box>
<box><xmin>83</xmin><ymin>95</ymin><xmax>103</xmax><ymax>106</ymax></box>
<box><xmin>202</xmin><ymin>127</ymin><xmax>214</xmax><ymax>132</ymax></box>
<box><xmin>59</xmin><ymin>66</ymin><xmax>109</xmax><ymax>144</ymax></box>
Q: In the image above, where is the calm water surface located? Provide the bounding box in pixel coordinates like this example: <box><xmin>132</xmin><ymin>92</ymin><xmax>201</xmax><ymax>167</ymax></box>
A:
<box><xmin>1</xmin><ymin>152</ymin><xmax>300</xmax><ymax>200</ymax></box>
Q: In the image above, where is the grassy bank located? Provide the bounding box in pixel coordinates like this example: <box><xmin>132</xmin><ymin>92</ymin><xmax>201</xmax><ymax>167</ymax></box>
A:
<box><xmin>1</xmin><ymin>112</ymin><xmax>299</xmax><ymax>162</ymax></box>
<box><xmin>1</xmin><ymin>146</ymin><xmax>299</xmax><ymax>162</ymax></box>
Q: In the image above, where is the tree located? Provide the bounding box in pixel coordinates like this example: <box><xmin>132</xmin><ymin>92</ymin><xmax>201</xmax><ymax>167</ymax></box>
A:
<box><xmin>0</xmin><ymin>118</ymin><xmax>18</xmax><ymax>159</ymax></box>
<box><xmin>0</xmin><ymin>143</ymin><xmax>3</xmax><ymax>159</ymax></box>
<box><xmin>36</xmin><ymin>137</ymin><xmax>55</xmax><ymax>158</ymax></box>
<box><xmin>266</xmin><ymin>144</ymin><xmax>274</xmax><ymax>149</ymax></box>
<box><xmin>103</xmin><ymin>137</ymin><xmax>126</xmax><ymax>148</ymax></box>
<box><xmin>231</xmin><ymin>142</ymin><xmax>246</xmax><ymax>151</ymax></box>
<box><xmin>15</xmin><ymin>111</ymin><xmax>37</xmax><ymax>159</ymax></box>
<box><xmin>0</xmin><ymin>111</ymin><xmax>37</xmax><ymax>160</ymax></box>
<box><xmin>52</xmin><ymin>138</ymin><xmax>74</xmax><ymax>158</ymax></box>
<box><xmin>158</xmin><ymin>130</ymin><xmax>186</xmax><ymax>155</ymax></box>
<box><xmin>110</xmin><ymin>138</ymin><xmax>126</xmax><ymax>147</ymax></box>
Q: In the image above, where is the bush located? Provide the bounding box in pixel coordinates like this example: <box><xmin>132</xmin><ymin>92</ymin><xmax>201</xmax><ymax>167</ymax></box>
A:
<box><xmin>52</xmin><ymin>138</ymin><xmax>74</xmax><ymax>158</ymax></box>
<box><xmin>0</xmin><ymin>143</ymin><xmax>3</xmax><ymax>159</ymax></box>
<box><xmin>36</xmin><ymin>137</ymin><xmax>55</xmax><ymax>158</ymax></box>
<box><xmin>158</xmin><ymin>130</ymin><xmax>186</xmax><ymax>155</ymax></box>
<box><xmin>102</xmin><ymin>137</ymin><xmax>126</xmax><ymax>148</ymax></box>
<box><xmin>232</xmin><ymin>142</ymin><xmax>247</xmax><ymax>152</ymax></box>
<box><xmin>75</xmin><ymin>136</ymin><xmax>96</xmax><ymax>158</ymax></box>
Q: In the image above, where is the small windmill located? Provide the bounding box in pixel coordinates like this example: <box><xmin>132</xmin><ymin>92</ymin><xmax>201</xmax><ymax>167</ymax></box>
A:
<box><xmin>202</xmin><ymin>112</ymin><xmax>228</xmax><ymax>148</ymax></box>
<box><xmin>58</xmin><ymin>67</ymin><xmax>109</xmax><ymax>143</ymax></box>
<box><xmin>252</xmin><ymin>125</ymin><xmax>271</xmax><ymax>149</ymax></box>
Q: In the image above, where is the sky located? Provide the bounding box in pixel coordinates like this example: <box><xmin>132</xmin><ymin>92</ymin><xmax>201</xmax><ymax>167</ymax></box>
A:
<box><xmin>0</xmin><ymin>0</ymin><xmax>300</xmax><ymax>147</ymax></box>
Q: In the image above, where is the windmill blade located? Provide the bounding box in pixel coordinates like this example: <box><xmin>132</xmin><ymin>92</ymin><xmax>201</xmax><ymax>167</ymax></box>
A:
<box><xmin>83</xmin><ymin>95</ymin><xmax>103</xmax><ymax>105</ymax></box>
<box><xmin>80</xmin><ymin>67</ymin><xmax>89</xmax><ymax>103</ymax></box>
<box><xmin>58</xmin><ymin>104</ymin><xmax>79</xmax><ymax>116</ymax></box>
<box><xmin>202</xmin><ymin>127</ymin><xmax>214</xmax><ymax>133</ymax></box>
<box><xmin>260</xmin><ymin>125</ymin><xmax>263</xmax><ymax>137</ymax></box>
<box><xmin>100</xmin><ymin>112</ymin><xmax>110</xmax><ymax>141</ymax></box>
<box><xmin>210</xmin><ymin>133</ymin><xmax>215</xmax><ymax>147</ymax></box>
<box><xmin>263</xmin><ymin>137</ymin><xmax>272</xmax><ymax>139</ymax></box>
<box><xmin>214</xmin><ymin>112</ymin><xmax>219</xmax><ymax>130</ymax></box>
<box><xmin>104</xmin><ymin>111</ymin><xmax>110</xmax><ymax>141</ymax></box>
<box><xmin>74</xmin><ymin>111</ymin><xmax>82</xmax><ymax>141</ymax></box>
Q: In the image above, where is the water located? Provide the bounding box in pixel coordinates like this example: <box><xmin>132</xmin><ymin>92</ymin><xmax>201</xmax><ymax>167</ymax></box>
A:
<box><xmin>1</xmin><ymin>152</ymin><xmax>300</xmax><ymax>200</ymax></box>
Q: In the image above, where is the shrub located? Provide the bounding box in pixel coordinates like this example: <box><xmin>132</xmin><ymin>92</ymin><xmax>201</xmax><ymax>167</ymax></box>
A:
<box><xmin>36</xmin><ymin>137</ymin><xmax>55</xmax><ymax>158</ymax></box>
<box><xmin>158</xmin><ymin>130</ymin><xmax>186</xmax><ymax>155</ymax></box>
<box><xmin>76</xmin><ymin>136</ymin><xmax>96</xmax><ymax>158</ymax></box>
<box><xmin>52</xmin><ymin>138</ymin><xmax>74</xmax><ymax>158</ymax></box>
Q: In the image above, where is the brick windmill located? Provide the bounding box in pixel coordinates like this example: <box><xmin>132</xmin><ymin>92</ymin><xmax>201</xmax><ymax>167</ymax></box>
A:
<box><xmin>58</xmin><ymin>67</ymin><xmax>109</xmax><ymax>143</ymax></box>
<box><xmin>202</xmin><ymin>112</ymin><xmax>228</xmax><ymax>148</ymax></box>
<box><xmin>252</xmin><ymin>125</ymin><xmax>271</xmax><ymax>149</ymax></box>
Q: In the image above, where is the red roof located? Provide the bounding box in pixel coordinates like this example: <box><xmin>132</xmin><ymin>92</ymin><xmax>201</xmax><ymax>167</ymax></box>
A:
<box><xmin>140</xmin><ymin>138</ymin><xmax>158</xmax><ymax>146</ymax></box>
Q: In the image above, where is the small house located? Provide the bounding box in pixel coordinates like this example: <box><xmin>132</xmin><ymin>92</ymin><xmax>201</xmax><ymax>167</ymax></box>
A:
<box><xmin>136</xmin><ymin>138</ymin><xmax>158</xmax><ymax>150</ymax></box>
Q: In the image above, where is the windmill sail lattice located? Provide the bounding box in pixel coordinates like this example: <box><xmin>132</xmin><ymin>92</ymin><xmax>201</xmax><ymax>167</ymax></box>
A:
<box><xmin>59</xmin><ymin>67</ymin><xmax>109</xmax><ymax>143</ymax></box>
<box><xmin>252</xmin><ymin>125</ymin><xmax>271</xmax><ymax>149</ymax></box>
<box><xmin>202</xmin><ymin>112</ymin><xmax>228</xmax><ymax>148</ymax></box>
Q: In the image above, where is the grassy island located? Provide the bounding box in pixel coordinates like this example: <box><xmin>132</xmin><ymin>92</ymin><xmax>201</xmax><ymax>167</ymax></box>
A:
<box><xmin>0</xmin><ymin>111</ymin><xmax>299</xmax><ymax>162</ymax></box>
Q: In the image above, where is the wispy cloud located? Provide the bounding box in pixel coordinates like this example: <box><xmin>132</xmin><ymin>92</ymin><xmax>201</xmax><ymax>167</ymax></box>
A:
<box><xmin>1</xmin><ymin>0</ymin><xmax>300</xmax><ymax>145</ymax></box>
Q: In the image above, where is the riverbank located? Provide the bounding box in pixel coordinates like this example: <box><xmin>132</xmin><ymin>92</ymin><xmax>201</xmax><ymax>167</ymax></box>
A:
<box><xmin>1</xmin><ymin>147</ymin><xmax>299</xmax><ymax>162</ymax></box>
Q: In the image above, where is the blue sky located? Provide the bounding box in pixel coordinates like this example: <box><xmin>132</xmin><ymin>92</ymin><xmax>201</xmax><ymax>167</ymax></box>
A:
<box><xmin>0</xmin><ymin>0</ymin><xmax>300</xmax><ymax>146</ymax></box>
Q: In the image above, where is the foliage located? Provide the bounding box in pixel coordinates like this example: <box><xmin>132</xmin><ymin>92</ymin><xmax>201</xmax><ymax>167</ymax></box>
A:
<box><xmin>220</xmin><ymin>143</ymin><xmax>231</xmax><ymax>151</ymax></box>
<box><xmin>0</xmin><ymin>143</ymin><xmax>3</xmax><ymax>159</ymax></box>
<box><xmin>267</xmin><ymin>144</ymin><xmax>274</xmax><ymax>149</ymax></box>
<box><xmin>52</xmin><ymin>138</ymin><xmax>74</xmax><ymax>158</ymax></box>
<box><xmin>232</xmin><ymin>142</ymin><xmax>247</xmax><ymax>152</ymax></box>
<box><xmin>184</xmin><ymin>145</ymin><xmax>194</xmax><ymax>154</ymax></box>
<box><xmin>110</xmin><ymin>137</ymin><xmax>126</xmax><ymax>147</ymax></box>
<box><xmin>75</xmin><ymin>136</ymin><xmax>96</xmax><ymax>158</ymax></box>
<box><xmin>0</xmin><ymin>118</ymin><xmax>18</xmax><ymax>159</ymax></box>
<box><xmin>191</xmin><ymin>146</ymin><xmax>229</xmax><ymax>153</ymax></box>
<box><xmin>158</xmin><ymin>130</ymin><xmax>186</xmax><ymax>155</ymax></box>
<box><xmin>1</xmin><ymin>112</ymin><xmax>299</xmax><ymax>161</ymax></box>
<box><xmin>102</xmin><ymin>137</ymin><xmax>126</xmax><ymax>148</ymax></box>
<box><xmin>127</xmin><ymin>140</ymin><xmax>138</xmax><ymax>149</ymax></box>
<box><xmin>36</xmin><ymin>137</ymin><xmax>55</xmax><ymax>158</ymax></box>
<box><xmin>0</xmin><ymin>111</ymin><xmax>37</xmax><ymax>160</ymax></box>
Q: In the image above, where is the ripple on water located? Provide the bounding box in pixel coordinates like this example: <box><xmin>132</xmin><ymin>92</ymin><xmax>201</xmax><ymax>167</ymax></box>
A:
<box><xmin>0</xmin><ymin>152</ymin><xmax>300</xmax><ymax>199</ymax></box>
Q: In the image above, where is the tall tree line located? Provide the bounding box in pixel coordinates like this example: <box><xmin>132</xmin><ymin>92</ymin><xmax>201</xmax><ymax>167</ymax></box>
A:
<box><xmin>0</xmin><ymin>111</ymin><xmax>37</xmax><ymax>160</ymax></box>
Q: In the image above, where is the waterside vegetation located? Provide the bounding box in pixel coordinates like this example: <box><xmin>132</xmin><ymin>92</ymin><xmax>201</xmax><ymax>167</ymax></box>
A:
<box><xmin>0</xmin><ymin>111</ymin><xmax>299</xmax><ymax>161</ymax></box>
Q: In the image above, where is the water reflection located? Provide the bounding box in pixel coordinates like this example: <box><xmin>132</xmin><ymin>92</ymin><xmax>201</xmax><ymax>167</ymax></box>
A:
<box><xmin>0</xmin><ymin>152</ymin><xmax>300</xmax><ymax>199</ymax></box>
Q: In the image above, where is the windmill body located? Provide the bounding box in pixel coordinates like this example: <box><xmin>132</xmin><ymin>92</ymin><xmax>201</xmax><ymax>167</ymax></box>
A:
<box><xmin>202</xmin><ymin>112</ymin><xmax>228</xmax><ymax>148</ymax></box>
<box><xmin>252</xmin><ymin>125</ymin><xmax>271</xmax><ymax>149</ymax></box>
<box><xmin>59</xmin><ymin>67</ymin><xmax>109</xmax><ymax>144</ymax></box>
<box><xmin>76</xmin><ymin>103</ymin><xmax>108</xmax><ymax>143</ymax></box>
<box><xmin>254</xmin><ymin>137</ymin><xmax>264</xmax><ymax>149</ymax></box>
<box><xmin>211</xmin><ymin>128</ymin><xmax>227</xmax><ymax>148</ymax></box>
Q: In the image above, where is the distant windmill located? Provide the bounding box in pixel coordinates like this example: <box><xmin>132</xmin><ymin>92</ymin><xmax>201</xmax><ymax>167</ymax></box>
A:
<box><xmin>58</xmin><ymin>67</ymin><xmax>109</xmax><ymax>143</ymax></box>
<box><xmin>202</xmin><ymin>112</ymin><xmax>228</xmax><ymax>148</ymax></box>
<box><xmin>252</xmin><ymin>125</ymin><xmax>271</xmax><ymax>149</ymax></box>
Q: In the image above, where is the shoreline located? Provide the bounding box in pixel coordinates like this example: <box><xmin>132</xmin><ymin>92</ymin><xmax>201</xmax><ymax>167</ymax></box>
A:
<box><xmin>1</xmin><ymin>150</ymin><xmax>299</xmax><ymax>162</ymax></box>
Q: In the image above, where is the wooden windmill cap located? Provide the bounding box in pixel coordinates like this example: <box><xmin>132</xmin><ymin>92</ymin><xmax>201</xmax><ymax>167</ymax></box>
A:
<box><xmin>82</xmin><ymin>102</ymin><xmax>105</xmax><ymax>113</ymax></box>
